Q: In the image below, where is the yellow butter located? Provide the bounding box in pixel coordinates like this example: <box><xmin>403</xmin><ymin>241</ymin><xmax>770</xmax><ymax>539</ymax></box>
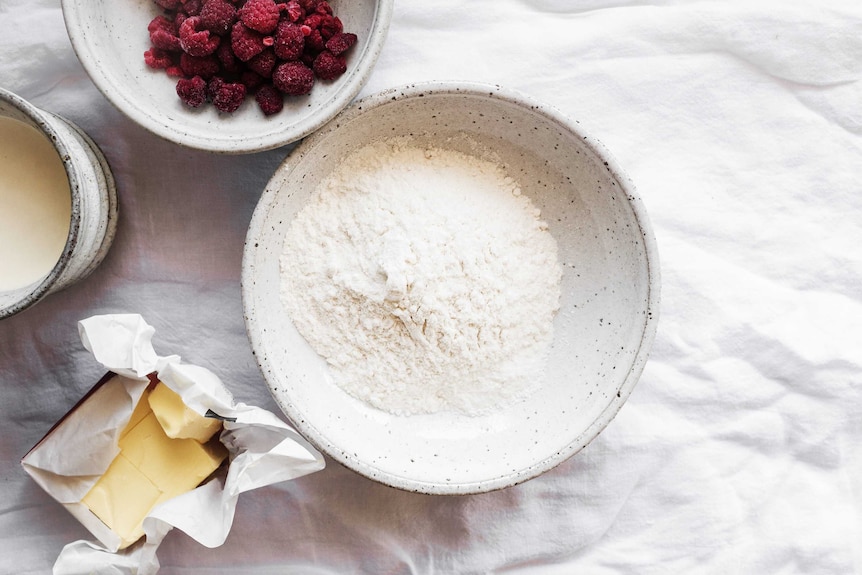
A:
<box><xmin>120</xmin><ymin>411</ymin><xmax>227</xmax><ymax>498</ymax></box>
<box><xmin>81</xmin><ymin>454</ymin><xmax>161</xmax><ymax>548</ymax></box>
<box><xmin>148</xmin><ymin>382</ymin><xmax>222</xmax><ymax>442</ymax></box>
<box><xmin>119</xmin><ymin>387</ymin><xmax>152</xmax><ymax>441</ymax></box>
<box><xmin>82</xmin><ymin>386</ymin><xmax>227</xmax><ymax>549</ymax></box>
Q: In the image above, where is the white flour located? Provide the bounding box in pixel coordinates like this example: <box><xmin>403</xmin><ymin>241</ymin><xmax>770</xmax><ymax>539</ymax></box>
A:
<box><xmin>279</xmin><ymin>139</ymin><xmax>562</xmax><ymax>416</ymax></box>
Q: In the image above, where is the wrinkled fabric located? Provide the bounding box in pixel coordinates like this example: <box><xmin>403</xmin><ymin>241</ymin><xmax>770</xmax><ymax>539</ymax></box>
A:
<box><xmin>2</xmin><ymin>0</ymin><xmax>861</xmax><ymax>573</ymax></box>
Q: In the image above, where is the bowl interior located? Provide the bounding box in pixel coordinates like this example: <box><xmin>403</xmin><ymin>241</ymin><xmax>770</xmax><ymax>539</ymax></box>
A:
<box><xmin>62</xmin><ymin>0</ymin><xmax>388</xmax><ymax>152</ymax></box>
<box><xmin>244</xmin><ymin>86</ymin><xmax>659</xmax><ymax>493</ymax></box>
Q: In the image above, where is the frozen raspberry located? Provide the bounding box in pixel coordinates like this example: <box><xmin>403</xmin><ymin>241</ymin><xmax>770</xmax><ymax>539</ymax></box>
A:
<box><xmin>148</xmin><ymin>16</ymin><xmax>182</xmax><ymax>52</ymax></box>
<box><xmin>180</xmin><ymin>53</ymin><xmax>221</xmax><ymax>78</ymax></box>
<box><xmin>174</xmin><ymin>11</ymin><xmax>189</xmax><ymax>29</ymax></box>
<box><xmin>216</xmin><ymin>41</ymin><xmax>241</xmax><ymax>73</ymax></box>
<box><xmin>179</xmin><ymin>16</ymin><xmax>221</xmax><ymax>57</ymax></box>
<box><xmin>181</xmin><ymin>0</ymin><xmax>203</xmax><ymax>15</ymax></box>
<box><xmin>207</xmin><ymin>76</ymin><xmax>225</xmax><ymax>100</ymax></box>
<box><xmin>298</xmin><ymin>0</ymin><xmax>320</xmax><ymax>12</ymax></box>
<box><xmin>255</xmin><ymin>84</ymin><xmax>284</xmax><ymax>115</ymax></box>
<box><xmin>238</xmin><ymin>0</ymin><xmax>283</xmax><ymax>34</ymax></box>
<box><xmin>319</xmin><ymin>15</ymin><xmax>342</xmax><ymax>40</ymax></box>
<box><xmin>248</xmin><ymin>49</ymin><xmax>277</xmax><ymax>77</ymax></box>
<box><xmin>315</xmin><ymin>1</ymin><xmax>332</xmax><ymax>15</ymax></box>
<box><xmin>166</xmin><ymin>65</ymin><xmax>185</xmax><ymax>77</ymax></box>
<box><xmin>273</xmin><ymin>20</ymin><xmax>304</xmax><ymax>61</ymax></box>
<box><xmin>212</xmin><ymin>81</ymin><xmax>247</xmax><ymax>112</ymax></box>
<box><xmin>231</xmin><ymin>21</ymin><xmax>269</xmax><ymax>61</ymax></box>
<box><xmin>312</xmin><ymin>49</ymin><xmax>345</xmax><ymax>80</ymax></box>
<box><xmin>285</xmin><ymin>0</ymin><xmax>304</xmax><ymax>22</ymax></box>
<box><xmin>155</xmin><ymin>0</ymin><xmax>183</xmax><ymax>10</ymax></box>
<box><xmin>305</xmin><ymin>28</ymin><xmax>326</xmax><ymax>51</ymax></box>
<box><xmin>144</xmin><ymin>47</ymin><xmax>174</xmax><ymax>70</ymax></box>
<box><xmin>241</xmin><ymin>70</ymin><xmax>266</xmax><ymax>91</ymax></box>
<box><xmin>199</xmin><ymin>0</ymin><xmax>237</xmax><ymax>34</ymax></box>
<box><xmin>272</xmin><ymin>61</ymin><xmax>314</xmax><ymax>95</ymax></box>
<box><xmin>324</xmin><ymin>32</ymin><xmax>356</xmax><ymax>55</ymax></box>
<box><xmin>176</xmin><ymin>75</ymin><xmax>208</xmax><ymax>107</ymax></box>
<box><xmin>144</xmin><ymin>47</ymin><xmax>176</xmax><ymax>69</ymax></box>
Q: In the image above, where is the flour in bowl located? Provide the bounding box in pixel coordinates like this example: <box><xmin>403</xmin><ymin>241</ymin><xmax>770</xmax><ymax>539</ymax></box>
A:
<box><xmin>279</xmin><ymin>139</ymin><xmax>562</xmax><ymax>416</ymax></box>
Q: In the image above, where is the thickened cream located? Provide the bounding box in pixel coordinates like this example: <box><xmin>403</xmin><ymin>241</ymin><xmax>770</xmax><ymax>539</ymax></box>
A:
<box><xmin>0</xmin><ymin>116</ymin><xmax>71</xmax><ymax>291</ymax></box>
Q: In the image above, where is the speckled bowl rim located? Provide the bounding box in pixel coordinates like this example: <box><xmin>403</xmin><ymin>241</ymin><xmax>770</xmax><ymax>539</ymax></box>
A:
<box><xmin>60</xmin><ymin>0</ymin><xmax>394</xmax><ymax>154</ymax></box>
<box><xmin>243</xmin><ymin>81</ymin><xmax>661</xmax><ymax>494</ymax></box>
<box><xmin>0</xmin><ymin>88</ymin><xmax>84</xmax><ymax>319</ymax></box>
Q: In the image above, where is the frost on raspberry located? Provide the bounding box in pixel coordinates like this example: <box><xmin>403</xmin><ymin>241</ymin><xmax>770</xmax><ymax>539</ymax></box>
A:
<box><xmin>176</xmin><ymin>76</ymin><xmax>208</xmax><ymax>108</ymax></box>
<box><xmin>238</xmin><ymin>0</ymin><xmax>283</xmax><ymax>34</ymax></box>
<box><xmin>324</xmin><ymin>32</ymin><xmax>356</xmax><ymax>56</ymax></box>
<box><xmin>312</xmin><ymin>50</ymin><xmax>346</xmax><ymax>81</ymax></box>
<box><xmin>272</xmin><ymin>61</ymin><xmax>314</xmax><ymax>96</ymax></box>
<box><xmin>212</xmin><ymin>81</ymin><xmax>247</xmax><ymax>113</ymax></box>
<box><xmin>248</xmin><ymin>49</ymin><xmax>277</xmax><ymax>78</ymax></box>
<box><xmin>180</xmin><ymin>52</ymin><xmax>221</xmax><ymax>78</ymax></box>
<box><xmin>148</xmin><ymin>15</ymin><xmax>182</xmax><ymax>52</ymax></box>
<box><xmin>144</xmin><ymin>47</ymin><xmax>176</xmax><ymax>69</ymax></box>
<box><xmin>199</xmin><ymin>0</ymin><xmax>237</xmax><ymax>35</ymax></box>
<box><xmin>179</xmin><ymin>16</ymin><xmax>221</xmax><ymax>57</ymax></box>
<box><xmin>255</xmin><ymin>84</ymin><xmax>284</xmax><ymax>115</ymax></box>
<box><xmin>230</xmin><ymin>21</ymin><xmax>270</xmax><ymax>62</ymax></box>
<box><xmin>274</xmin><ymin>20</ymin><xmax>304</xmax><ymax>61</ymax></box>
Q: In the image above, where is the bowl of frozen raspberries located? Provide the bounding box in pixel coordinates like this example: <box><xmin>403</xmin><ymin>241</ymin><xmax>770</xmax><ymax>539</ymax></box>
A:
<box><xmin>61</xmin><ymin>0</ymin><xmax>393</xmax><ymax>153</ymax></box>
<box><xmin>242</xmin><ymin>82</ymin><xmax>661</xmax><ymax>494</ymax></box>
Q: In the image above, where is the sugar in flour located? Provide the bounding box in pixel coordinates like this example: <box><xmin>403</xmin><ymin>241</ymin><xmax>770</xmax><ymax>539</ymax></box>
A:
<box><xmin>279</xmin><ymin>139</ymin><xmax>562</xmax><ymax>416</ymax></box>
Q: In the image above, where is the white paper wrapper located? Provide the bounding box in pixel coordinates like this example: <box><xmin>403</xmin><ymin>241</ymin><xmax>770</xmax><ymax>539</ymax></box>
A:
<box><xmin>21</xmin><ymin>314</ymin><xmax>326</xmax><ymax>575</ymax></box>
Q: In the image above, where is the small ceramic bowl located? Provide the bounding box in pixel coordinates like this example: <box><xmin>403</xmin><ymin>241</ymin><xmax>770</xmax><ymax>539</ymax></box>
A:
<box><xmin>0</xmin><ymin>88</ymin><xmax>118</xmax><ymax>320</ymax></box>
<box><xmin>61</xmin><ymin>0</ymin><xmax>393</xmax><ymax>154</ymax></box>
<box><xmin>243</xmin><ymin>82</ymin><xmax>661</xmax><ymax>494</ymax></box>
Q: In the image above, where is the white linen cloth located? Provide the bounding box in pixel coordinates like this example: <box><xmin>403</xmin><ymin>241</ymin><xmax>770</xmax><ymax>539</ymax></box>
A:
<box><xmin>2</xmin><ymin>0</ymin><xmax>861</xmax><ymax>573</ymax></box>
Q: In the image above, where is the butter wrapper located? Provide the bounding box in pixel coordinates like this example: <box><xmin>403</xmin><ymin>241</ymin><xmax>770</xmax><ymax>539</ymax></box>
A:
<box><xmin>21</xmin><ymin>314</ymin><xmax>325</xmax><ymax>575</ymax></box>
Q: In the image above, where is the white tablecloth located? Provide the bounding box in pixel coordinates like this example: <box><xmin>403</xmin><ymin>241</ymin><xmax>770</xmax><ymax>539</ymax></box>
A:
<box><xmin>2</xmin><ymin>0</ymin><xmax>861</xmax><ymax>573</ymax></box>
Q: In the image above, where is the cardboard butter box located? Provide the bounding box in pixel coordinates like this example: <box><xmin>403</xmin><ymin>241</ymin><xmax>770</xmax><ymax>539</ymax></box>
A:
<box><xmin>22</xmin><ymin>314</ymin><xmax>324</xmax><ymax>575</ymax></box>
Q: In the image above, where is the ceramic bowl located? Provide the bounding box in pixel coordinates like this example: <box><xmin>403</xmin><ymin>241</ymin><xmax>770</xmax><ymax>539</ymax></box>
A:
<box><xmin>61</xmin><ymin>0</ymin><xmax>393</xmax><ymax>154</ymax></box>
<box><xmin>242</xmin><ymin>82</ymin><xmax>661</xmax><ymax>494</ymax></box>
<box><xmin>0</xmin><ymin>88</ymin><xmax>118</xmax><ymax>320</ymax></box>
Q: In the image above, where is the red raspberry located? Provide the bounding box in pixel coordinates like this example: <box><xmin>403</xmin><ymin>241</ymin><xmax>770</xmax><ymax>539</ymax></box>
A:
<box><xmin>298</xmin><ymin>0</ymin><xmax>320</xmax><ymax>12</ymax></box>
<box><xmin>273</xmin><ymin>20</ymin><xmax>304</xmax><ymax>61</ymax></box>
<box><xmin>319</xmin><ymin>15</ymin><xmax>342</xmax><ymax>40</ymax></box>
<box><xmin>176</xmin><ymin>76</ymin><xmax>208</xmax><ymax>107</ymax></box>
<box><xmin>144</xmin><ymin>47</ymin><xmax>176</xmax><ymax>69</ymax></box>
<box><xmin>312</xmin><ymin>49</ymin><xmax>345</xmax><ymax>80</ymax></box>
<box><xmin>212</xmin><ymin>81</ymin><xmax>247</xmax><ymax>112</ymax></box>
<box><xmin>272</xmin><ymin>61</ymin><xmax>314</xmax><ymax>95</ymax></box>
<box><xmin>155</xmin><ymin>0</ymin><xmax>183</xmax><ymax>10</ymax></box>
<box><xmin>240</xmin><ymin>70</ymin><xmax>266</xmax><ymax>91</ymax></box>
<box><xmin>216</xmin><ymin>40</ymin><xmax>242</xmax><ymax>73</ymax></box>
<box><xmin>148</xmin><ymin>16</ymin><xmax>182</xmax><ymax>52</ymax></box>
<box><xmin>285</xmin><ymin>0</ymin><xmax>304</xmax><ymax>22</ymax></box>
<box><xmin>181</xmin><ymin>0</ymin><xmax>203</xmax><ymax>15</ymax></box>
<box><xmin>324</xmin><ymin>32</ymin><xmax>356</xmax><ymax>55</ymax></box>
<box><xmin>166</xmin><ymin>65</ymin><xmax>185</xmax><ymax>77</ymax></box>
<box><xmin>207</xmin><ymin>76</ymin><xmax>226</xmax><ymax>100</ymax></box>
<box><xmin>199</xmin><ymin>0</ymin><xmax>237</xmax><ymax>34</ymax></box>
<box><xmin>179</xmin><ymin>16</ymin><xmax>221</xmax><ymax>57</ymax></box>
<box><xmin>180</xmin><ymin>52</ymin><xmax>221</xmax><ymax>78</ymax></box>
<box><xmin>248</xmin><ymin>49</ymin><xmax>277</xmax><ymax>77</ymax></box>
<box><xmin>231</xmin><ymin>21</ymin><xmax>268</xmax><ymax>61</ymax></box>
<box><xmin>238</xmin><ymin>0</ymin><xmax>283</xmax><ymax>34</ymax></box>
<box><xmin>315</xmin><ymin>1</ymin><xmax>332</xmax><ymax>15</ymax></box>
<box><xmin>305</xmin><ymin>28</ymin><xmax>326</xmax><ymax>51</ymax></box>
<box><xmin>255</xmin><ymin>84</ymin><xmax>284</xmax><ymax>115</ymax></box>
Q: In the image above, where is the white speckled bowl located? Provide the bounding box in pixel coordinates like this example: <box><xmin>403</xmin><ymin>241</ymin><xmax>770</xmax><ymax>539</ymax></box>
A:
<box><xmin>0</xmin><ymin>88</ymin><xmax>118</xmax><ymax>320</ymax></box>
<box><xmin>243</xmin><ymin>82</ymin><xmax>660</xmax><ymax>494</ymax></box>
<box><xmin>61</xmin><ymin>0</ymin><xmax>392</xmax><ymax>154</ymax></box>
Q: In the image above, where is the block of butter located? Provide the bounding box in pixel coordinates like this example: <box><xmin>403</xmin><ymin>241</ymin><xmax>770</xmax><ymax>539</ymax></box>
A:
<box><xmin>81</xmin><ymin>381</ymin><xmax>228</xmax><ymax>549</ymax></box>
